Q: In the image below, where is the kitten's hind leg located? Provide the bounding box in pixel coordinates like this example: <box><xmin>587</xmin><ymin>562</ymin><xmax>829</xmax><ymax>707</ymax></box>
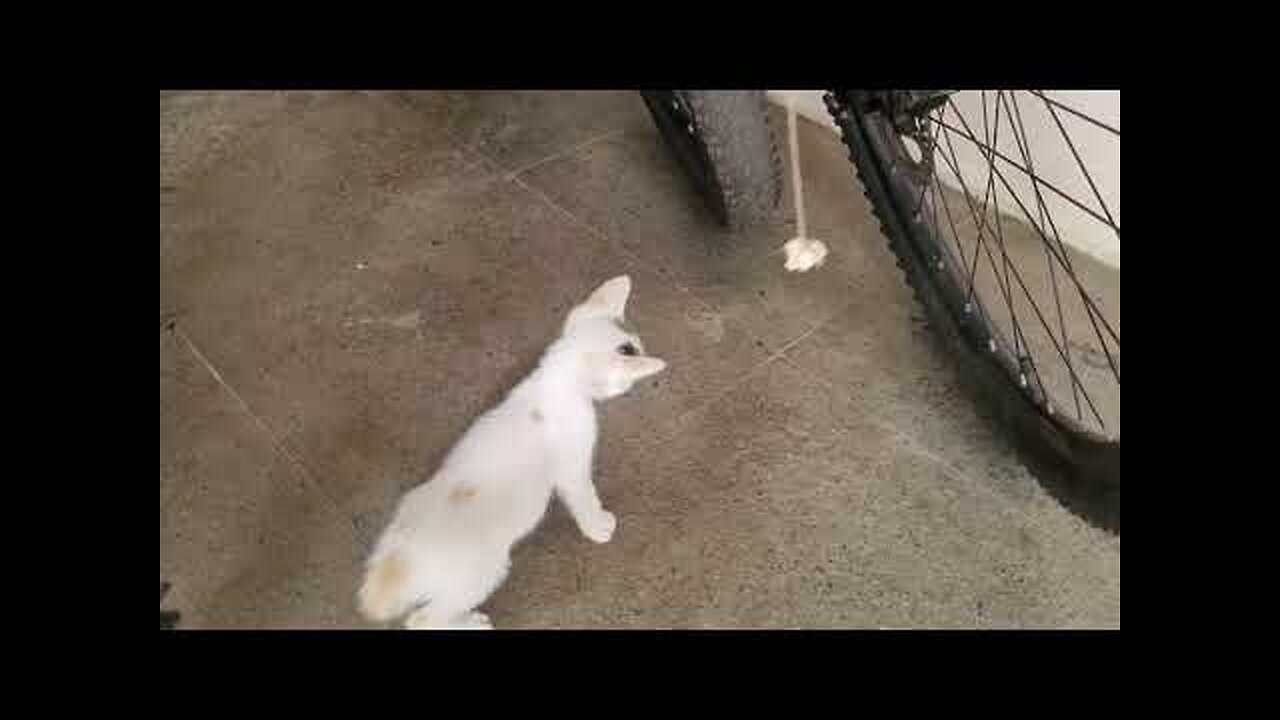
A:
<box><xmin>402</xmin><ymin>558</ymin><xmax>507</xmax><ymax>630</ymax></box>
<box><xmin>457</xmin><ymin>612</ymin><xmax>492</xmax><ymax>629</ymax></box>
<box><xmin>405</xmin><ymin>604</ymin><xmax>491</xmax><ymax>630</ymax></box>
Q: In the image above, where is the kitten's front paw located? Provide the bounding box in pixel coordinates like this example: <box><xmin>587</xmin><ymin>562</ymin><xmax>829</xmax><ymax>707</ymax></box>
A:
<box><xmin>583</xmin><ymin>510</ymin><xmax>616</xmax><ymax>544</ymax></box>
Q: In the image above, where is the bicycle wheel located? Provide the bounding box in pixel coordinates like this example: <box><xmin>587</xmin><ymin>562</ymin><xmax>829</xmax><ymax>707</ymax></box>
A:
<box><xmin>827</xmin><ymin>90</ymin><xmax>1120</xmax><ymax>533</ymax></box>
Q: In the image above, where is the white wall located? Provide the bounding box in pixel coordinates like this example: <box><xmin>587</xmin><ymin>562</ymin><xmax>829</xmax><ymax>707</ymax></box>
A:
<box><xmin>766</xmin><ymin>89</ymin><xmax>839</xmax><ymax>133</ymax></box>
<box><xmin>766</xmin><ymin>90</ymin><xmax>1120</xmax><ymax>269</ymax></box>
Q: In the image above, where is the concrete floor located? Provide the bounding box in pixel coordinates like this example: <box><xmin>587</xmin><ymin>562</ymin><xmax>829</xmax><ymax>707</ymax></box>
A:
<box><xmin>159</xmin><ymin>91</ymin><xmax>1120</xmax><ymax>629</ymax></box>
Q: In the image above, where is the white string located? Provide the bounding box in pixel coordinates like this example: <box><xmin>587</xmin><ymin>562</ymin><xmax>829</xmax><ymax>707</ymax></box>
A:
<box><xmin>788</xmin><ymin>96</ymin><xmax>807</xmax><ymax>240</ymax></box>
<box><xmin>781</xmin><ymin>94</ymin><xmax>828</xmax><ymax>272</ymax></box>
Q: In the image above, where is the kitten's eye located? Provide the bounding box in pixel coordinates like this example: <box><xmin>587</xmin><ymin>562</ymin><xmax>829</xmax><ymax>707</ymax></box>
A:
<box><xmin>618</xmin><ymin>342</ymin><xmax>639</xmax><ymax>356</ymax></box>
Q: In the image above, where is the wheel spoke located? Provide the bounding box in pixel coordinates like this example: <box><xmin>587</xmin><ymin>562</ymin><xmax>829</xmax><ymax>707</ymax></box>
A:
<box><xmin>1005</xmin><ymin>91</ymin><xmax>1083</xmax><ymax>420</ymax></box>
<box><xmin>943</xmin><ymin>97</ymin><xmax>1121</xmax><ymax>359</ymax></box>
<box><xmin>932</xmin><ymin>120</ymin><xmax>1108</xmax><ymax>430</ymax></box>
<box><xmin>929</xmin><ymin>112</ymin><xmax>1120</xmax><ymax>239</ymax></box>
<box><xmin>1000</xmin><ymin>92</ymin><xmax>1121</xmax><ymax>386</ymax></box>
<box><xmin>931</xmin><ymin>163</ymin><xmax>978</xmax><ymax>303</ymax></box>
<box><xmin>1029</xmin><ymin>90</ymin><xmax>1119</xmax><ymax>138</ymax></box>
<box><xmin>932</xmin><ymin>122</ymin><xmax>988</xmax><ymax>309</ymax></box>
<box><xmin>910</xmin><ymin>120</ymin><xmax>943</xmax><ymax>220</ymax></box>
<box><xmin>1037</xmin><ymin>91</ymin><xmax>1120</xmax><ymax>245</ymax></box>
<box><xmin>973</xmin><ymin>92</ymin><xmax>1001</xmax><ymax>243</ymax></box>
<box><xmin>947</xmin><ymin>98</ymin><xmax>1122</xmax><ymax>391</ymax></box>
<box><xmin>987</xmin><ymin>93</ymin><xmax>1026</xmax><ymax>363</ymax></box>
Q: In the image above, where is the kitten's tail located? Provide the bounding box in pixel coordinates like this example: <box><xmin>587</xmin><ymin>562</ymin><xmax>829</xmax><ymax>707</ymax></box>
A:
<box><xmin>358</xmin><ymin>550</ymin><xmax>414</xmax><ymax>622</ymax></box>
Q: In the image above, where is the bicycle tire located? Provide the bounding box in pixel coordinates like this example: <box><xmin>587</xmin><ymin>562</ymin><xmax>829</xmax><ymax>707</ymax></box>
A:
<box><xmin>640</xmin><ymin>90</ymin><xmax>782</xmax><ymax>230</ymax></box>
<box><xmin>827</xmin><ymin>91</ymin><xmax>1119</xmax><ymax>534</ymax></box>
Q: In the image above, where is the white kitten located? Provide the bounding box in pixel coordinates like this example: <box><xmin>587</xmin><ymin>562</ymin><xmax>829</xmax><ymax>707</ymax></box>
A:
<box><xmin>357</xmin><ymin>275</ymin><xmax>666</xmax><ymax>629</ymax></box>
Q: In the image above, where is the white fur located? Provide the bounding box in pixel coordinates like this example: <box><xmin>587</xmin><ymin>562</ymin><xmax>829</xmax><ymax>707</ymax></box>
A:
<box><xmin>357</xmin><ymin>275</ymin><xmax>666</xmax><ymax>629</ymax></box>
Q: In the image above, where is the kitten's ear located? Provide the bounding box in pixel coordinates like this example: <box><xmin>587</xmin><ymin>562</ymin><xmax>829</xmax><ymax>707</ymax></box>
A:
<box><xmin>565</xmin><ymin>275</ymin><xmax>632</xmax><ymax>329</ymax></box>
<box><xmin>581</xmin><ymin>275</ymin><xmax>632</xmax><ymax>320</ymax></box>
<box><xmin>622</xmin><ymin>356</ymin><xmax>666</xmax><ymax>381</ymax></box>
